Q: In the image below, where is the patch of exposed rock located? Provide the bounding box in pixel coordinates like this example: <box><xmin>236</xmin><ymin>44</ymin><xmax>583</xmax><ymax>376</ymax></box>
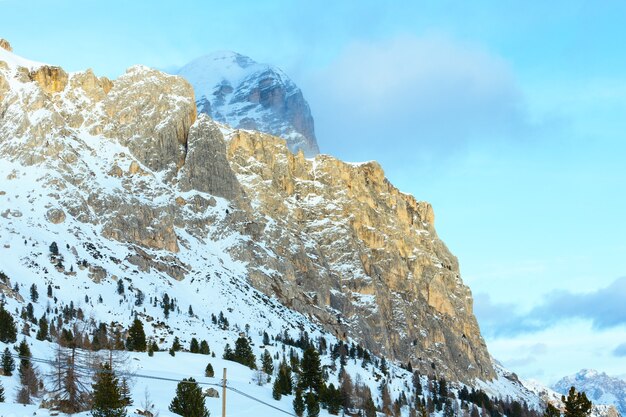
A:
<box><xmin>0</xmin><ymin>39</ymin><xmax>12</xmax><ymax>52</ymax></box>
<box><xmin>46</xmin><ymin>208</ymin><xmax>66</xmax><ymax>224</ymax></box>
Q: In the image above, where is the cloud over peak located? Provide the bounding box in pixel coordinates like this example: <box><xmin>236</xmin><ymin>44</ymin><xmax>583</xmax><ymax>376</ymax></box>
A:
<box><xmin>306</xmin><ymin>34</ymin><xmax>530</xmax><ymax>161</ymax></box>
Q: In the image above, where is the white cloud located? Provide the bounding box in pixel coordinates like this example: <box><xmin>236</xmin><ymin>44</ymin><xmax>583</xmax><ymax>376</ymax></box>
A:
<box><xmin>304</xmin><ymin>34</ymin><xmax>530</xmax><ymax>161</ymax></box>
<box><xmin>488</xmin><ymin>320</ymin><xmax>626</xmax><ymax>384</ymax></box>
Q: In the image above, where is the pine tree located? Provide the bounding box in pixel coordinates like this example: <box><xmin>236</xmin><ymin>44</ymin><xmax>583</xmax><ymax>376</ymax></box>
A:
<box><xmin>200</xmin><ymin>340</ymin><xmax>210</xmax><ymax>355</ymax></box>
<box><xmin>30</xmin><ymin>283</ymin><xmax>38</xmax><ymax>302</ymax></box>
<box><xmin>163</xmin><ymin>294</ymin><xmax>170</xmax><ymax>319</ymax></box>
<box><xmin>544</xmin><ymin>403</ymin><xmax>561</xmax><ymax>417</ymax></box>
<box><xmin>276</xmin><ymin>360</ymin><xmax>293</xmax><ymax>395</ymax></box>
<box><xmin>172</xmin><ymin>336</ymin><xmax>182</xmax><ymax>352</ymax></box>
<box><xmin>325</xmin><ymin>383</ymin><xmax>342</xmax><ymax>415</ymax></box>
<box><xmin>293</xmin><ymin>389</ymin><xmax>306</xmax><ymax>417</ymax></box>
<box><xmin>261</xmin><ymin>349</ymin><xmax>274</xmax><ymax>375</ymax></box>
<box><xmin>205</xmin><ymin>363</ymin><xmax>214</xmax><ymax>378</ymax></box>
<box><xmin>1</xmin><ymin>347</ymin><xmax>15</xmax><ymax>376</ymax></box>
<box><xmin>306</xmin><ymin>391</ymin><xmax>320</xmax><ymax>417</ymax></box>
<box><xmin>300</xmin><ymin>347</ymin><xmax>323</xmax><ymax>393</ymax></box>
<box><xmin>562</xmin><ymin>387</ymin><xmax>592</xmax><ymax>417</ymax></box>
<box><xmin>222</xmin><ymin>344</ymin><xmax>234</xmax><ymax>361</ymax></box>
<box><xmin>126</xmin><ymin>318</ymin><xmax>146</xmax><ymax>352</ymax></box>
<box><xmin>50</xmin><ymin>241</ymin><xmax>59</xmax><ymax>255</ymax></box>
<box><xmin>119</xmin><ymin>377</ymin><xmax>132</xmax><ymax>406</ymax></box>
<box><xmin>169</xmin><ymin>377</ymin><xmax>209</xmax><ymax>417</ymax></box>
<box><xmin>439</xmin><ymin>377</ymin><xmax>448</xmax><ymax>398</ymax></box>
<box><xmin>92</xmin><ymin>362</ymin><xmax>127</xmax><ymax>417</ymax></box>
<box><xmin>0</xmin><ymin>380</ymin><xmax>4</xmax><ymax>402</ymax></box>
<box><xmin>413</xmin><ymin>371</ymin><xmax>423</xmax><ymax>396</ymax></box>
<box><xmin>36</xmin><ymin>315</ymin><xmax>49</xmax><ymax>341</ymax></box>
<box><xmin>18</xmin><ymin>338</ymin><xmax>32</xmax><ymax>377</ymax></box>
<box><xmin>190</xmin><ymin>338</ymin><xmax>200</xmax><ymax>353</ymax></box>
<box><xmin>0</xmin><ymin>302</ymin><xmax>17</xmax><ymax>343</ymax></box>
<box><xmin>233</xmin><ymin>336</ymin><xmax>256</xmax><ymax>369</ymax></box>
<box><xmin>18</xmin><ymin>339</ymin><xmax>38</xmax><ymax>404</ymax></box>
<box><xmin>272</xmin><ymin>376</ymin><xmax>282</xmax><ymax>400</ymax></box>
<box><xmin>380</xmin><ymin>357</ymin><xmax>388</xmax><ymax>375</ymax></box>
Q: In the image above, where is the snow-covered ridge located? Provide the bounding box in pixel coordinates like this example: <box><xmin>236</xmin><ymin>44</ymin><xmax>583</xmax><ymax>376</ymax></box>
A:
<box><xmin>553</xmin><ymin>369</ymin><xmax>626</xmax><ymax>415</ymax></box>
<box><xmin>0</xmin><ymin>45</ymin><xmax>45</xmax><ymax>71</ymax></box>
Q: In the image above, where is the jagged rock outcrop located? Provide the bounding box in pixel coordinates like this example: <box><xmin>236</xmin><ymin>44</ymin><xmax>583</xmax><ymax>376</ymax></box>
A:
<box><xmin>0</xmin><ymin>39</ymin><xmax>11</xmax><ymax>52</ymax></box>
<box><xmin>0</xmin><ymin>43</ymin><xmax>494</xmax><ymax>383</ymax></box>
<box><xmin>177</xmin><ymin>114</ymin><xmax>242</xmax><ymax>200</ymax></box>
<box><xmin>176</xmin><ymin>51</ymin><xmax>319</xmax><ymax>157</ymax></box>
<box><xmin>29</xmin><ymin>65</ymin><xmax>68</xmax><ymax>94</ymax></box>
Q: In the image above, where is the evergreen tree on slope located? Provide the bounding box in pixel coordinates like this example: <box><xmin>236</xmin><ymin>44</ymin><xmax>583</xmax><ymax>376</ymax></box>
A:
<box><xmin>169</xmin><ymin>377</ymin><xmax>209</xmax><ymax>417</ymax></box>
<box><xmin>92</xmin><ymin>362</ymin><xmax>127</xmax><ymax>417</ymax></box>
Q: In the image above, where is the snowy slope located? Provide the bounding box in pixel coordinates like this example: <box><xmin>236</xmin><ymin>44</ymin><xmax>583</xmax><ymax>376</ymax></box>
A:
<box><xmin>175</xmin><ymin>51</ymin><xmax>319</xmax><ymax>157</ymax></box>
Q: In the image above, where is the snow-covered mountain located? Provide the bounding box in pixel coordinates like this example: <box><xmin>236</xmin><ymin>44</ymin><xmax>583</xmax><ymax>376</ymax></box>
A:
<box><xmin>175</xmin><ymin>51</ymin><xmax>319</xmax><ymax>157</ymax></box>
<box><xmin>553</xmin><ymin>370</ymin><xmax>626</xmax><ymax>415</ymax></box>
<box><xmin>0</xmin><ymin>38</ymin><xmax>592</xmax><ymax>417</ymax></box>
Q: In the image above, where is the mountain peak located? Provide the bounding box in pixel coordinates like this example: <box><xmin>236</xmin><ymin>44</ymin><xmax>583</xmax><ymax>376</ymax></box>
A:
<box><xmin>577</xmin><ymin>369</ymin><xmax>602</xmax><ymax>378</ymax></box>
<box><xmin>553</xmin><ymin>369</ymin><xmax>626</xmax><ymax>415</ymax></box>
<box><xmin>175</xmin><ymin>51</ymin><xmax>319</xmax><ymax>157</ymax></box>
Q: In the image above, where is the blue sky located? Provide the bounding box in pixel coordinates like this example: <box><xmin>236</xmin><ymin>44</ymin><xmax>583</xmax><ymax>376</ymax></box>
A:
<box><xmin>2</xmin><ymin>0</ymin><xmax>626</xmax><ymax>384</ymax></box>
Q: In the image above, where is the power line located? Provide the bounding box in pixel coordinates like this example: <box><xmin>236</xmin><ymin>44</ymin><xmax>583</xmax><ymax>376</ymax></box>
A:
<box><xmin>8</xmin><ymin>352</ymin><xmax>297</xmax><ymax>416</ymax></box>
<box><xmin>227</xmin><ymin>385</ymin><xmax>297</xmax><ymax>417</ymax></box>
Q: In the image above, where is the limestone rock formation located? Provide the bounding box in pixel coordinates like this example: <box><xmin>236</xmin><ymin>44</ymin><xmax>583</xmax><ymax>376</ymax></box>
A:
<box><xmin>176</xmin><ymin>51</ymin><xmax>319</xmax><ymax>157</ymax></box>
<box><xmin>222</xmin><ymin>129</ymin><xmax>494</xmax><ymax>381</ymax></box>
<box><xmin>29</xmin><ymin>65</ymin><xmax>68</xmax><ymax>94</ymax></box>
<box><xmin>0</xmin><ymin>43</ymin><xmax>494</xmax><ymax>383</ymax></box>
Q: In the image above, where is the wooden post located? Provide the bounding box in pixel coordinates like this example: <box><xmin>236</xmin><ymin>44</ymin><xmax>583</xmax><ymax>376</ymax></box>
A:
<box><xmin>222</xmin><ymin>368</ymin><xmax>227</xmax><ymax>417</ymax></box>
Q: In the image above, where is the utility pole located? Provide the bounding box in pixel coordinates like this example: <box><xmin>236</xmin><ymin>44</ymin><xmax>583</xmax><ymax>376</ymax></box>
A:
<box><xmin>222</xmin><ymin>368</ymin><xmax>227</xmax><ymax>417</ymax></box>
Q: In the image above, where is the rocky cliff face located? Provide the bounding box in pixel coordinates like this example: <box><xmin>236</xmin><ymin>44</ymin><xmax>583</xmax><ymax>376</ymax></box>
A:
<box><xmin>0</xmin><ymin>44</ymin><xmax>493</xmax><ymax>382</ymax></box>
<box><xmin>175</xmin><ymin>51</ymin><xmax>319</xmax><ymax>157</ymax></box>
<box><xmin>223</xmin><ymin>129</ymin><xmax>494</xmax><ymax>381</ymax></box>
